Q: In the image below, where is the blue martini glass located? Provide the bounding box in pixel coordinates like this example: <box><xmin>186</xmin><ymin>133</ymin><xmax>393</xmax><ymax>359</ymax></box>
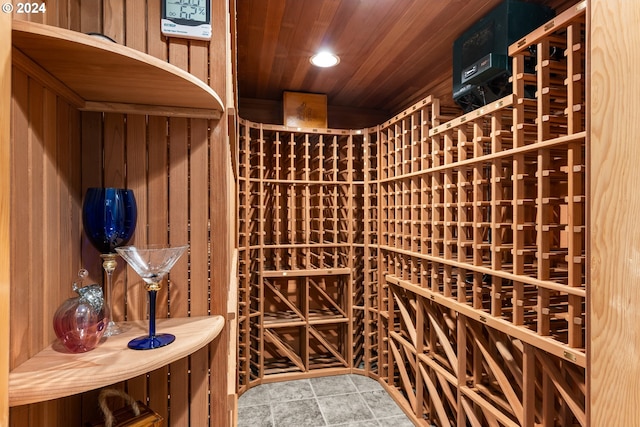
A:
<box><xmin>116</xmin><ymin>245</ymin><xmax>188</xmax><ymax>350</ymax></box>
<box><xmin>82</xmin><ymin>188</ymin><xmax>137</xmax><ymax>336</ymax></box>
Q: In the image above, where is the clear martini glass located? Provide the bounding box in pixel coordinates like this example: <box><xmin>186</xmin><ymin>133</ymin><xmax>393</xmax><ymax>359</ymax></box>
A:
<box><xmin>115</xmin><ymin>244</ymin><xmax>188</xmax><ymax>350</ymax></box>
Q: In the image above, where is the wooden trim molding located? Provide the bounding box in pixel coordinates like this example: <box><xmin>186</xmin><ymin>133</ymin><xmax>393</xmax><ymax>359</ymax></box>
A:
<box><xmin>589</xmin><ymin>0</ymin><xmax>640</xmax><ymax>424</ymax></box>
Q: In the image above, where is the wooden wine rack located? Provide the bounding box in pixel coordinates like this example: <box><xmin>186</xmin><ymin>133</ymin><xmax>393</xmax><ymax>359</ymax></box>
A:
<box><xmin>237</xmin><ymin>123</ymin><xmax>365</xmax><ymax>389</ymax></box>
<box><xmin>237</xmin><ymin>2</ymin><xmax>587</xmax><ymax>425</ymax></box>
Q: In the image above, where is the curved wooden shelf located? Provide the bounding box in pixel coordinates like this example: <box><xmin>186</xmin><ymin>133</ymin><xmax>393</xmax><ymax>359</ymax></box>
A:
<box><xmin>11</xmin><ymin>20</ymin><xmax>224</xmax><ymax>119</ymax></box>
<box><xmin>8</xmin><ymin>315</ymin><xmax>224</xmax><ymax>407</ymax></box>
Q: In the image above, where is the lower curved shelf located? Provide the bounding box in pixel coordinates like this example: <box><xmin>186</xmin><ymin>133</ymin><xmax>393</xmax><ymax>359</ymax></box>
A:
<box><xmin>9</xmin><ymin>315</ymin><xmax>224</xmax><ymax>407</ymax></box>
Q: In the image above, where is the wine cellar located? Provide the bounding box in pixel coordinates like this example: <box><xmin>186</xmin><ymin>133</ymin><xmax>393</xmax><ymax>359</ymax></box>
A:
<box><xmin>5</xmin><ymin>0</ymin><xmax>640</xmax><ymax>425</ymax></box>
<box><xmin>237</xmin><ymin>2</ymin><xmax>587</xmax><ymax>425</ymax></box>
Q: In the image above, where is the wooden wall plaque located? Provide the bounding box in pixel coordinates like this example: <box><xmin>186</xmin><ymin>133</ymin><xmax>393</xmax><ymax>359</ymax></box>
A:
<box><xmin>283</xmin><ymin>91</ymin><xmax>328</xmax><ymax>128</ymax></box>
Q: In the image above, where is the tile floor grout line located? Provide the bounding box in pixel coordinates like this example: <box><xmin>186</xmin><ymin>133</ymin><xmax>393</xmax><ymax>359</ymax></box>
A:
<box><xmin>270</xmin><ymin>401</ymin><xmax>276</xmax><ymax>427</ymax></box>
<box><xmin>309</xmin><ymin>379</ymin><xmax>330</xmax><ymax>427</ymax></box>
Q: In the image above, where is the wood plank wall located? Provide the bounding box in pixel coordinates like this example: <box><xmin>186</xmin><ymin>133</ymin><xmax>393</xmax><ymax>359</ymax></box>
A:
<box><xmin>8</xmin><ymin>1</ymin><xmax>233</xmax><ymax>426</ymax></box>
<box><xmin>1</xmin><ymin>8</ymin><xmax>11</xmax><ymax>427</ymax></box>
<box><xmin>10</xmin><ymin>39</ymin><xmax>83</xmax><ymax>427</ymax></box>
<box><xmin>238</xmin><ymin>97</ymin><xmax>391</xmax><ymax>129</ymax></box>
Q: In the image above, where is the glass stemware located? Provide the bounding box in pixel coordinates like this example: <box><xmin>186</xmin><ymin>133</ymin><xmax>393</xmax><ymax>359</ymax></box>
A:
<box><xmin>82</xmin><ymin>187</ymin><xmax>137</xmax><ymax>336</ymax></box>
<box><xmin>115</xmin><ymin>245</ymin><xmax>188</xmax><ymax>350</ymax></box>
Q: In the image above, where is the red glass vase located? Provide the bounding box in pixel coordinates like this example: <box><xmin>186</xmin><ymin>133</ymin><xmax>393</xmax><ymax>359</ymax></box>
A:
<box><xmin>53</xmin><ymin>270</ymin><xmax>108</xmax><ymax>353</ymax></box>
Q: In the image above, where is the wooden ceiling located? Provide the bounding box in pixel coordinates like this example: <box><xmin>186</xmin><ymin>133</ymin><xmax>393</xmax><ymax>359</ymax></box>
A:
<box><xmin>236</xmin><ymin>0</ymin><xmax>574</xmax><ymax>119</ymax></box>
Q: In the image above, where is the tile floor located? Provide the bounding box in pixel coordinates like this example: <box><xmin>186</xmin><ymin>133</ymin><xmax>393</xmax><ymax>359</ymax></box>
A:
<box><xmin>237</xmin><ymin>374</ymin><xmax>416</xmax><ymax>427</ymax></box>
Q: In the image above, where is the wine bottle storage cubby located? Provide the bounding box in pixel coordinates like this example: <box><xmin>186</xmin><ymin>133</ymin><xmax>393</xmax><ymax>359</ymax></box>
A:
<box><xmin>352</xmin><ymin>184</ymin><xmax>365</xmax><ymax>245</ymax></box>
<box><xmin>352</xmin><ymin>245</ymin><xmax>366</xmax><ymax>369</ymax></box>
<box><xmin>262</xmin><ymin>325</ymin><xmax>307</xmax><ymax>375</ymax></box>
<box><xmin>308</xmin><ymin>323</ymin><xmax>350</xmax><ymax>370</ymax></box>
<box><xmin>237</xmin><ymin>246</ymin><xmax>250</xmax><ymax>390</ymax></box>
<box><xmin>352</xmin><ymin>305</ymin><xmax>365</xmax><ymax>369</ymax></box>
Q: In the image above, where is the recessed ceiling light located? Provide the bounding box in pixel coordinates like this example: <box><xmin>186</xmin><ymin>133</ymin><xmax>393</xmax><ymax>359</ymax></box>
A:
<box><xmin>310</xmin><ymin>51</ymin><xmax>340</xmax><ymax>68</ymax></box>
